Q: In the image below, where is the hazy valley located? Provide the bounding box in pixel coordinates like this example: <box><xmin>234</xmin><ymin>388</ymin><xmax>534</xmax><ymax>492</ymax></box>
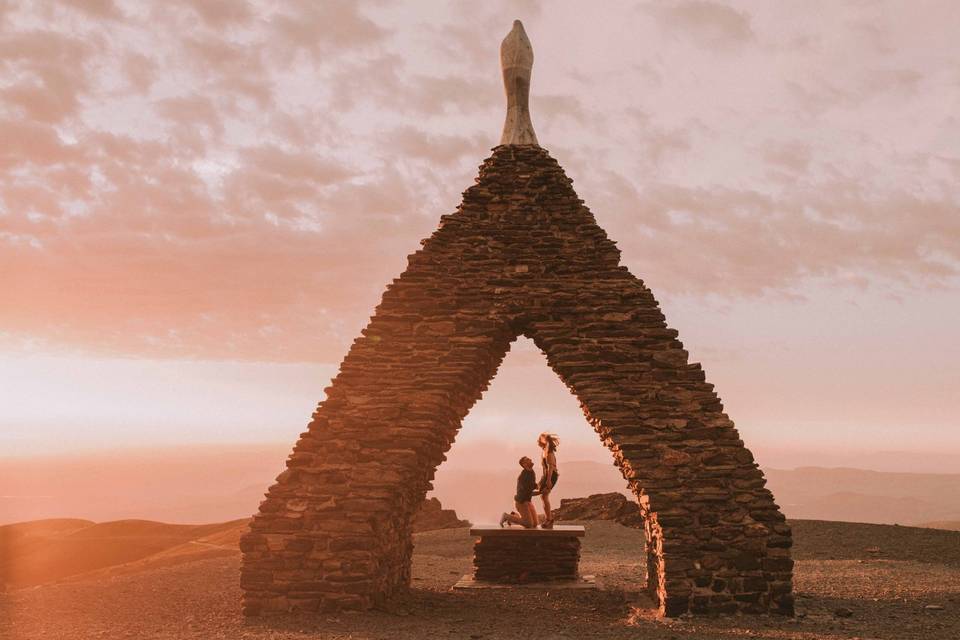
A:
<box><xmin>2</xmin><ymin>443</ymin><xmax>958</xmax><ymax>527</ymax></box>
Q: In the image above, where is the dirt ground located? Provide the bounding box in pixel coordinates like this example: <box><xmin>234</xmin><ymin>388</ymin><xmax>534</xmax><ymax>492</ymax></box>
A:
<box><xmin>2</xmin><ymin>520</ymin><xmax>959</xmax><ymax>639</ymax></box>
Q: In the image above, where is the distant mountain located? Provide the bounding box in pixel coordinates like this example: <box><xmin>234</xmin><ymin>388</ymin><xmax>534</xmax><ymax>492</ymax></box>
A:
<box><xmin>753</xmin><ymin>449</ymin><xmax>960</xmax><ymax>475</ymax></box>
<box><xmin>920</xmin><ymin>521</ymin><xmax>960</xmax><ymax>531</ymax></box>
<box><xmin>0</xmin><ymin>518</ymin><xmax>245</xmax><ymax>588</ymax></box>
<box><xmin>2</xmin><ymin>444</ymin><xmax>958</xmax><ymax>527</ymax></box>
<box><xmin>763</xmin><ymin>467</ymin><xmax>960</xmax><ymax>525</ymax></box>
<box><xmin>430</xmin><ymin>459</ymin><xmax>629</xmax><ymax>524</ymax></box>
<box><xmin>0</xmin><ymin>444</ymin><xmax>289</xmax><ymax>524</ymax></box>
<box><xmin>0</xmin><ymin>497</ymin><xmax>468</xmax><ymax>589</ymax></box>
<box><xmin>433</xmin><ymin>462</ymin><xmax>960</xmax><ymax>526</ymax></box>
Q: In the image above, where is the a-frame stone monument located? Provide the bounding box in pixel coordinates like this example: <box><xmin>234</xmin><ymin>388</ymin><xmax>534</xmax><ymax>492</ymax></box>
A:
<box><xmin>240</xmin><ymin>20</ymin><xmax>794</xmax><ymax>618</ymax></box>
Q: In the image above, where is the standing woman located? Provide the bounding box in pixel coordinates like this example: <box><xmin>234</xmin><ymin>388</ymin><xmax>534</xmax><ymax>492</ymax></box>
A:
<box><xmin>537</xmin><ymin>432</ymin><xmax>560</xmax><ymax>528</ymax></box>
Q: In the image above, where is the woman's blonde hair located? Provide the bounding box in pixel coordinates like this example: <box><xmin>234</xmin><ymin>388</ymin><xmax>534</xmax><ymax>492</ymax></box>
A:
<box><xmin>538</xmin><ymin>432</ymin><xmax>560</xmax><ymax>452</ymax></box>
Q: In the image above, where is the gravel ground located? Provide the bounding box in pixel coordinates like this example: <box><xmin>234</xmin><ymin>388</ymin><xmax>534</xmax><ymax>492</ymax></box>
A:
<box><xmin>2</xmin><ymin>520</ymin><xmax>959</xmax><ymax>640</ymax></box>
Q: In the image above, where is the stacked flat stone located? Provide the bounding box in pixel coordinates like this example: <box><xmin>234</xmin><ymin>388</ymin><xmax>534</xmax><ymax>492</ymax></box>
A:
<box><xmin>240</xmin><ymin>144</ymin><xmax>794</xmax><ymax>617</ymax></box>
<box><xmin>474</xmin><ymin>532</ymin><xmax>580</xmax><ymax>583</ymax></box>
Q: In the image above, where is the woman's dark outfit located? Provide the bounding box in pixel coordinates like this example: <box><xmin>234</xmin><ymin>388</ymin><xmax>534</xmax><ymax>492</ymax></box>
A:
<box><xmin>539</xmin><ymin>455</ymin><xmax>559</xmax><ymax>492</ymax></box>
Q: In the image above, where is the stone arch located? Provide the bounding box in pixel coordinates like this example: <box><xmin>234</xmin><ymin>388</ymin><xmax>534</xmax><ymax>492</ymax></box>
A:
<box><xmin>240</xmin><ymin>145</ymin><xmax>794</xmax><ymax>617</ymax></box>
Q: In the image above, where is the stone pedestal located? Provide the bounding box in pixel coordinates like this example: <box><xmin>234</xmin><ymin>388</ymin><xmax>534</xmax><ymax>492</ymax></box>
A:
<box><xmin>470</xmin><ymin>525</ymin><xmax>584</xmax><ymax>583</ymax></box>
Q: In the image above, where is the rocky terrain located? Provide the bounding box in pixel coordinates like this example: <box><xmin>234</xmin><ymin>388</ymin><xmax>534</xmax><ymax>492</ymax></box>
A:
<box><xmin>411</xmin><ymin>497</ymin><xmax>470</xmax><ymax>532</ymax></box>
<box><xmin>0</xmin><ymin>498</ymin><xmax>465</xmax><ymax>590</ymax></box>
<box><xmin>2</xmin><ymin>507</ymin><xmax>959</xmax><ymax>639</ymax></box>
<box><xmin>554</xmin><ymin>491</ymin><xmax>643</xmax><ymax>526</ymax></box>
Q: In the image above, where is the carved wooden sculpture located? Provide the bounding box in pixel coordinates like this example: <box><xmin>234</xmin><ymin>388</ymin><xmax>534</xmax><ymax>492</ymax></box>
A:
<box><xmin>500</xmin><ymin>20</ymin><xmax>538</xmax><ymax>146</ymax></box>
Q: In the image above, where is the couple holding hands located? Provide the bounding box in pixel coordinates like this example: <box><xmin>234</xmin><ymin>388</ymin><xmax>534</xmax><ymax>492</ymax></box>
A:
<box><xmin>500</xmin><ymin>432</ymin><xmax>560</xmax><ymax>529</ymax></box>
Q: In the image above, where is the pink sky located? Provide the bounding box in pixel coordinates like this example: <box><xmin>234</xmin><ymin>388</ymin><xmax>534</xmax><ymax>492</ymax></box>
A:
<box><xmin>1</xmin><ymin>1</ymin><xmax>958</xmax><ymax>471</ymax></box>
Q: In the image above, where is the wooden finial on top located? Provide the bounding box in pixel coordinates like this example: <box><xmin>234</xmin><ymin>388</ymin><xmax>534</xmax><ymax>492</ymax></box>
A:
<box><xmin>500</xmin><ymin>20</ymin><xmax>539</xmax><ymax>146</ymax></box>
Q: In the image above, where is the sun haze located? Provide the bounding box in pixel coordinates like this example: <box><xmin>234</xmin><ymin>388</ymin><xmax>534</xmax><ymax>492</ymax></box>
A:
<box><xmin>1</xmin><ymin>0</ymin><xmax>959</xmax><ymax>518</ymax></box>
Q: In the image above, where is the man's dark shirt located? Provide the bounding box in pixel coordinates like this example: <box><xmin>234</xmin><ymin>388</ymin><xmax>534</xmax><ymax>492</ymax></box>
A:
<box><xmin>515</xmin><ymin>468</ymin><xmax>536</xmax><ymax>503</ymax></box>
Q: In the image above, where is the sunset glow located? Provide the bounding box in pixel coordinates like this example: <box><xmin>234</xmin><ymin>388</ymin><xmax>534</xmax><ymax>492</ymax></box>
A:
<box><xmin>2</xmin><ymin>1</ymin><xmax>958</xmax><ymax>470</ymax></box>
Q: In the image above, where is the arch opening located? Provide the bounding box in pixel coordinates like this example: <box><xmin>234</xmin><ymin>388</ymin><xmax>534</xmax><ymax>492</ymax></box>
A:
<box><xmin>430</xmin><ymin>334</ymin><xmax>649</xmax><ymax>590</ymax></box>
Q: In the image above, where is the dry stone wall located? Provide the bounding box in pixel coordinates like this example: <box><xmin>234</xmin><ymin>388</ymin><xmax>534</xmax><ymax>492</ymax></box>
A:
<box><xmin>240</xmin><ymin>145</ymin><xmax>793</xmax><ymax>617</ymax></box>
<box><xmin>474</xmin><ymin>535</ymin><xmax>580</xmax><ymax>583</ymax></box>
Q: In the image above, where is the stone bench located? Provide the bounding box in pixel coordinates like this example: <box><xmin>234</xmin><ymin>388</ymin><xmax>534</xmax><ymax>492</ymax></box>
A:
<box><xmin>467</xmin><ymin>524</ymin><xmax>585</xmax><ymax>584</ymax></box>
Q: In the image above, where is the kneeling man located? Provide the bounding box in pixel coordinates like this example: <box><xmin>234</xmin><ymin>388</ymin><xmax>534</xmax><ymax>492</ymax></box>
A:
<box><xmin>500</xmin><ymin>456</ymin><xmax>539</xmax><ymax>528</ymax></box>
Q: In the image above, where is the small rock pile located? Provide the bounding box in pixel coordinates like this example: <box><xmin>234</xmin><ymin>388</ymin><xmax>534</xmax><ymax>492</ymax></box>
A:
<box><xmin>554</xmin><ymin>492</ymin><xmax>643</xmax><ymax>527</ymax></box>
<box><xmin>412</xmin><ymin>498</ymin><xmax>469</xmax><ymax>533</ymax></box>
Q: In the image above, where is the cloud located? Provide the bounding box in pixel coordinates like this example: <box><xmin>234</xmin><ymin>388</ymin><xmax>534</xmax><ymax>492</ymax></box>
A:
<box><xmin>60</xmin><ymin>0</ymin><xmax>123</xmax><ymax>20</ymax></box>
<box><xmin>536</xmin><ymin>94</ymin><xmax>589</xmax><ymax>125</ymax></box>
<box><xmin>0</xmin><ymin>120</ymin><xmax>82</xmax><ymax>169</ymax></box>
<box><xmin>0</xmin><ymin>30</ymin><xmax>94</xmax><ymax>123</ymax></box>
<box><xmin>642</xmin><ymin>1</ymin><xmax>754</xmax><ymax>48</ymax></box>
<box><xmin>182</xmin><ymin>0</ymin><xmax>253</xmax><ymax>27</ymax></box>
<box><xmin>121</xmin><ymin>52</ymin><xmax>155</xmax><ymax>92</ymax></box>
<box><xmin>179</xmin><ymin>35</ymin><xmax>273</xmax><ymax>108</ymax></box>
<box><xmin>761</xmin><ymin>141</ymin><xmax>813</xmax><ymax>177</ymax></box>
<box><xmin>382</xmin><ymin>126</ymin><xmax>487</xmax><ymax>165</ymax></box>
<box><xmin>327</xmin><ymin>55</ymin><xmax>499</xmax><ymax>116</ymax></box>
<box><xmin>269</xmin><ymin>1</ymin><xmax>388</xmax><ymax>57</ymax></box>
<box><xmin>155</xmin><ymin>95</ymin><xmax>225</xmax><ymax>146</ymax></box>
<box><xmin>596</xmin><ymin>178</ymin><xmax>960</xmax><ymax>297</ymax></box>
<box><xmin>0</xmin><ymin>1</ymin><xmax>957</xmax><ymax>363</ymax></box>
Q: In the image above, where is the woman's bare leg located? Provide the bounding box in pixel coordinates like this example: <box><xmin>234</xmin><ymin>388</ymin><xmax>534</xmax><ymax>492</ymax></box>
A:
<box><xmin>540</xmin><ymin>490</ymin><xmax>552</xmax><ymax>522</ymax></box>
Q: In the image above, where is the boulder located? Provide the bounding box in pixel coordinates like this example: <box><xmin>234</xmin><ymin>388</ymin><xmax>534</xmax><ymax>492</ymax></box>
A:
<box><xmin>412</xmin><ymin>498</ymin><xmax>470</xmax><ymax>532</ymax></box>
<box><xmin>554</xmin><ymin>492</ymin><xmax>643</xmax><ymax>527</ymax></box>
